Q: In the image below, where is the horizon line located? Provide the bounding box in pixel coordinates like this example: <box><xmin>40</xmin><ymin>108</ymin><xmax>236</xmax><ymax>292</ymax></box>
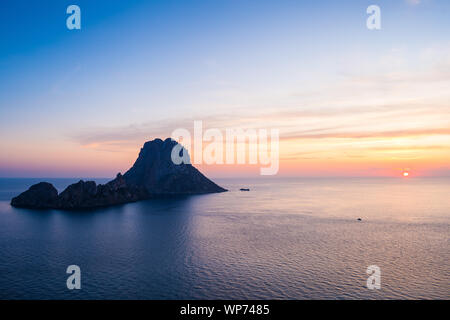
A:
<box><xmin>1</xmin><ymin>175</ymin><xmax>449</xmax><ymax>180</ymax></box>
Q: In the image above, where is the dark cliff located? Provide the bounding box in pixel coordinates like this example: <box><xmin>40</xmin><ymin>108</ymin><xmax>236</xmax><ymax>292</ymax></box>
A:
<box><xmin>11</xmin><ymin>138</ymin><xmax>226</xmax><ymax>209</ymax></box>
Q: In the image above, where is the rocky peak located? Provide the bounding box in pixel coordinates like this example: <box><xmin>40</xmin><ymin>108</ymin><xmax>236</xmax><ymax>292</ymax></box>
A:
<box><xmin>11</xmin><ymin>138</ymin><xmax>226</xmax><ymax>210</ymax></box>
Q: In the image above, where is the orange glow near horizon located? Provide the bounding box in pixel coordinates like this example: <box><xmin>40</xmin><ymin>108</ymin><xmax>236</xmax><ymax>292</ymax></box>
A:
<box><xmin>1</xmin><ymin>114</ymin><xmax>450</xmax><ymax>178</ymax></box>
<box><xmin>1</xmin><ymin>136</ymin><xmax>450</xmax><ymax>178</ymax></box>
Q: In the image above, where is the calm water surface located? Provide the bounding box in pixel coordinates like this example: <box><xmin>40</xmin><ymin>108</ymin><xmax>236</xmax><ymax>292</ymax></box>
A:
<box><xmin>0</xmin><ymin>177</ymin><xmax>448</xmax><ymax>299</ymax></box>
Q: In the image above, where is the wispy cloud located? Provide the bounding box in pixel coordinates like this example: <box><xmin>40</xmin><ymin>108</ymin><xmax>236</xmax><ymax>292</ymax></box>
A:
<box><xmin>282</xmin><ymin>128</ymin><xmax>450</xmax><ymax>140</ymax></box>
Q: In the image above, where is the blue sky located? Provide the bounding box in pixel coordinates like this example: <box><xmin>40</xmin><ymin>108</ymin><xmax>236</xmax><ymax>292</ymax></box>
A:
<box><xmin>0</xmin><ymin>0</ymin><xmax>449</xmax><ymax>177</ymax></box>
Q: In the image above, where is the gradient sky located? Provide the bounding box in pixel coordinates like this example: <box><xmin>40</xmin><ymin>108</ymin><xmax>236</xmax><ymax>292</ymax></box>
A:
<box><xmin>0</xmin><ymin>0</ymin><xmax>449</xmax><ymax>178</ymax></box>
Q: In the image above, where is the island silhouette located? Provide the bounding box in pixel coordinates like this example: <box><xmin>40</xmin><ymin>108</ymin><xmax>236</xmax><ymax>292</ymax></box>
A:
<box><xmin>11</xmin><ymin>138</ymin><xmax>227</xmax><ymax>209</ymax></box>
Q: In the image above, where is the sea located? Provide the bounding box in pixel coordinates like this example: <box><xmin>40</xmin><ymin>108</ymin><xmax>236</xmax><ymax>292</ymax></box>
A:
<box><xmin>0</xmin><ymin>177</ymin><xmax>448</xmax><ymax>299</ymax></box>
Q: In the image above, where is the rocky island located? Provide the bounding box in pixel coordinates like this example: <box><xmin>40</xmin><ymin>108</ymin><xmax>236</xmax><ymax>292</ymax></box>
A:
<box><xmin>11</xmin><ymin>138</ymin><xmax>227</xmax><ymax>209</ymax></box>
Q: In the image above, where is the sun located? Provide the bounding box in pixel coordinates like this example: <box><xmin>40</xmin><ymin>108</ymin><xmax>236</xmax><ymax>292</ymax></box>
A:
<box><xmin>403</xmin><ymin>172</ymin><xmax>409</xmax><ymax>177</ymax></box>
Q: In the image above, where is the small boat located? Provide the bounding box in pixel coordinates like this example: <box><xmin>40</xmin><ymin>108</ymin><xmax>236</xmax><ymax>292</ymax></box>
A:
<box><xmin>240</xmin><ymin>188</ymin><xmax>250</xmax><ymax>191</ymax></box>
<box><xmin>357</xmin><ymin>218</ymin><xmax>362</xmax><ymax>221</ymax></box>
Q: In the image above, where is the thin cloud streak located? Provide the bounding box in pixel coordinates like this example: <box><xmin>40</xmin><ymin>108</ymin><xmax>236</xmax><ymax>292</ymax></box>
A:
<box><xmin>282</xmin><ymin>128</ymin><xmax>450</xmax><ymax>140</ymax></box>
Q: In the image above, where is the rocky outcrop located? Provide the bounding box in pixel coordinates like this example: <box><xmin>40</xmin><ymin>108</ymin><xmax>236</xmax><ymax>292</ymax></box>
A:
<box><xmin>54</xmin><ymin>174</ymin><xmax>147</xmax><ymax>209</ymax></box>
<box><xmin>11</xmin><ymin>138</ymin><xmax>226</xmax><ymax>209</ymax></box>
<box><xmin>10</xmin><ymin>182</ymin><xmax>58</xmax><ymax>209</ymax></box>
<box><xmin>123</xmin><ymin>138</ymin><xmax>226</xmax><ymax>194</ymax></box>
